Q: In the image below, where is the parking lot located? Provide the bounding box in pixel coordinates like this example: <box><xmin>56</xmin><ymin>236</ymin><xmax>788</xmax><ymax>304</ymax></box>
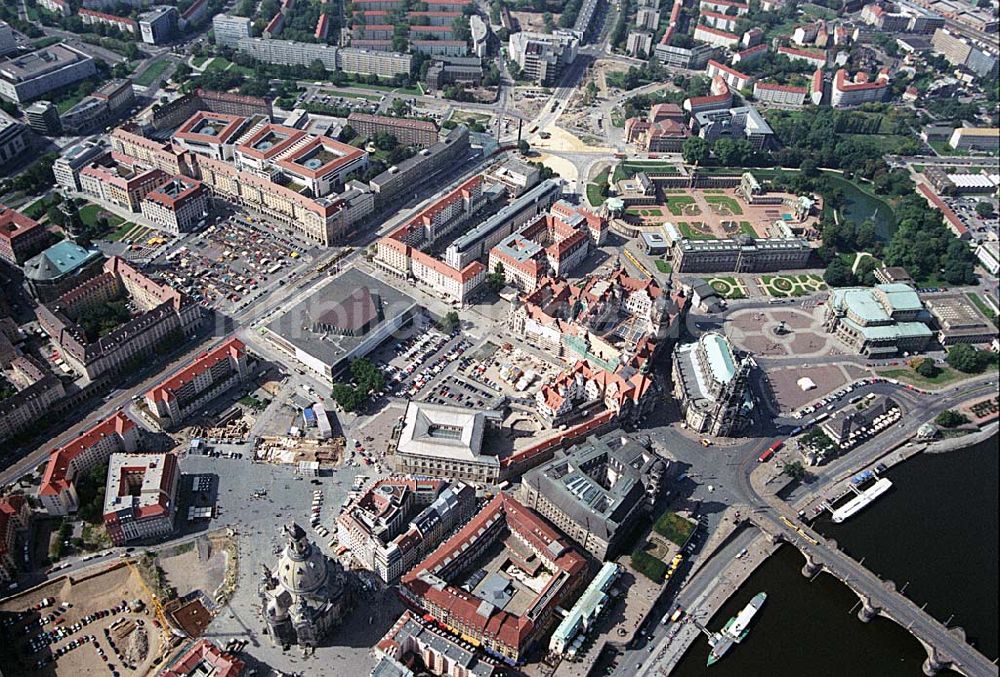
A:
<box><xmin>943</xmin><ymin>194</ymin><xmax>998</xmax><ymax>239</ymax></box>
<box><xmin>152</xmin><ymin>215</ymin><xmax>313</xmax><ymax>314</ymax></box>
<box><xmin>0</xmin><ymin>563</ymin><xmax>165</xmax><ymax>677</ymax></box>
<box><xmin>372</xmin><ymin>326</ymin><xmax>468</xmax><ymax>401</ymax></box>
<box><xmin>460</xmin><ymin>341</ymin><xmax>563</xmax><ymax>404</ymax></box>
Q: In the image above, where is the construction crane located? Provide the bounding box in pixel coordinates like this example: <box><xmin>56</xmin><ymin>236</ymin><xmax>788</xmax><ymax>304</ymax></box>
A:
<box><xmin>123</xmin><ymin>557</ymin><xmax>174</xmax><ymax>642</ymax></box>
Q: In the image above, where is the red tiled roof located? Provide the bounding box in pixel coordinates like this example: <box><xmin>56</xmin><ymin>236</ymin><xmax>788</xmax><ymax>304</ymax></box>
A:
<box><xmin>0</xmin><ymin>204</ymin><xmax>41</xmax><ymax>243</ymax></box>
<box><xmin>777</xmin><ymin>45</ymin><xmax>826</xmax><ymax>62</ymax></box>
<box><xmin>708</xmin><ymin>59</ymin><xmax>752</xmax><ymax>82</ymax></box>
<box><xmin>163</xmin><ymin>640</ymin><xmax>245</xmax><ymax>677</ymax></box>
<box><xmin>917</xmin><ymin>183</ymin><xmax>967</xmax><ymax>235</ymax></box>
<box><xmin>833</xmin><ymin>68</ymin><xmax>889</xmax><ymax>92</ymax></box>
<box><xmin>145</xmin><ymin>337</ymin><xmax>244</xmax><ymax>404</ymax></box>
<box><xmin>39</xmin><ymin>413</ymin><xmax>135</xmax><ymax>497</ymax></box>
<box><xmin>275</xmin><ymin>136</ymin><xmax>366</xmax><ymax>180</ymax></box>
<box><xmin>401</xmin><ymin>494</ymin><xmax>586</xmax><ymax>654</ymax></box>
<box><xmin>174</xmin><ymin>110</ymin><xmax>249</xmax><ymax>146</ymax></box>
<box><xmin>695</xmin><ymin>24</ymin><xmax>739</xmax><ymax>40</ymax></box>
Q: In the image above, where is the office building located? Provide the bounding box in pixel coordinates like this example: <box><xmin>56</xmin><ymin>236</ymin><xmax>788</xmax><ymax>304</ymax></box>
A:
<box><xmin>140</xmin><ymin>175</ymin><xmax>208</xmax><ymax>234</ymax></box>
<box><xmin>102</xmin><ymin>452</ymin><xmax>179</xmax><ymax>545</ymax></box>
<box><xmin>392</xmin><ymin>401</ymin><xmax>503</xmax><ymax>484</ymax></box>
<box><xmin>508</xmin><ymin>31</ymin><xmax>579</xmax><ymax>85</ymax></box>
<box><xmin>485</xmin><ymin>157</ymin><xmax>541</xmax><ymax>197</ymax></box>
<box><xmin>673</xmin><ymin>236</ymin><xmax>812</xmax><ymax>273</ymax></box>
<box><xmin>0</xmin><ymin>114</ymin><xmax>28</xmax><ymax>169</ymax></box>
<box><xmin>38</xmin><ymin>412</ymin><xmax>140</xmax><ymax>516</ymax></box>
<box><xmin>0</xmin><ymin>21</ymin><xmax>16</xmax><ymax>57</ymax></box>
<box><xmin>23</xmin><ymin>239</ymin><xmax>104</xmax><ymax>301</ymax></box>
<box><xmin>549</xmin><ymin>562</ymin><xmax>623</xmax><ymax>656</ymax></box>
<box><xmin>213</xmin><ymin>14</ymin><xmax>253</xmax><ymax>48</ymax></box>
<box><xmin>373</xmin><ymin>611</ymin><xmax>500</xmax><ymax>677</ymax></box>
<box><xmin>139</xmin><ymin>6</ymin><xmax>177</xmax><ymax>44</ymax></box>
<box><xmin>346</xmin><ymin>112</ymin><xmax>438</xmax><ymax>147</ymax></box>
<box><xmin>425</xmin><ymin>56</ymin><xmax>484</xmax><ymax>90</ymax></box>
<box><xmin>24</xmin><ymin>100</ymin><xmax>61</xmax><ymax>135</ymax></box>
<box><xmin>171</xmin><ymin>110</ymin><xmax>259</xmax><ymax>161</ymax></box>
<box><xmin>144</xmin><ymin>337</ymin><xmax>250</xmax><ymax>429</ymax></box>
<box><xmin>52</xmin><ymin>138</ymin><xmax>108</xmax><ymax>192</ymax></box>
<box><xmin>37</xmin><ymin>256</ymin><xmax>203</xmax><ymax>379</ymax></box>
<box><xmin>520</xmin><ymin>431</ymin><xmax>668</xmax><ymax>559</ymax></box>
<box><xmin>654</xmin><ymin>41</ymin><xmax>716</xmax><ymax>69</ymax></box>
<box><xmin>59</xmin><ymin>78</ymin><xmax>135</xmax><ymax>135</ymax></box>
<box><xmin>0</xmin><ymin>204</ymin><xmax>47</xmax><ymax>266</ymax></box>
<box><xmin>692</xmin><ymin>105</ymin><xmax>774</xmax><ymax>148</ymax></box>
<box><xmin>368</xmin><ymin>125</ymin><xmax>471</xmax><ymax>204</ymax></box>
<box><xmin>672</xmin><ymin>332</ymin><xmax>753</xmax><ymax>436</ymax></box>
<box><xmin>931</xmin><ymin>27</ymin><xmax>998</xmax><ymax>77</ymax></box>
<box><xmin>260</xmin><ymin>522</ymin><xmax>354</xmax><ymax>647</ymax></box>
<box><xmin>400</xmin><ymin>493</ymin><xmax>587</xmax><ymax>665</ymax></box>
<box><xmin>0</xmin><ymin>43</ymin><xmax>97</xmax><ymax>104</ymax></box>
<box><xmin>336</xmin><ymin>477</ymin><xmax>476</xmax><ymax>584</ymax></box>
<box><xmin>445</xmin><ymin>179</ymin><xmax>561</xmax><ymax>269</ymax></box>
<box><xmin>823</xmin><ymin>283</ymin><xmax>933</xmax><ymax>356</ymax></box>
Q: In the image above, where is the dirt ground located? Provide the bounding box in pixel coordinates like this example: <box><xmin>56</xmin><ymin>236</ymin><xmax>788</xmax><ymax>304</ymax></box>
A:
<box><xmin>0</xmin><ymin>563</ymin><xmax>168</xmax><ymax>676</ymax></box>
<box><xmin>510</xmin><ymin>10</ymin><xmax>560</xmax><ymax>32</ymax></box>
<box><xmin>157</xmin><ymin>533</ymin><xmax>230</xmax><ymax>601</ymax></box>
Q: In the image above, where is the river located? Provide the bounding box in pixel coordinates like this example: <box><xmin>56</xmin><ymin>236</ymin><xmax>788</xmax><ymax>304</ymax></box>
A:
<box><xmin>672</xmin><ymin>434</ymin><xmax>997</xmax><ymax>676</ymax></box>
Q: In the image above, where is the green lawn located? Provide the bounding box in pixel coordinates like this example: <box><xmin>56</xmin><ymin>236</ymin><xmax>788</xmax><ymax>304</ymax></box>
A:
<box><xmin>709</xmin><ymin>276</ymin><xmax>746</xmax><ymax>299</ymax></box>
<box><xmin>626</xmin><ymin>207</ymin><xmax>663</xmax><ymax>217</ymax></box>
<box><xmin>107</xmin><ymin>222</ymin><xmax>137</xmax><ymax>242</ymax></box>
<box><xmin>760</xmin><ymin>274</ymin><xmax>826</xmax><ymax>297</ymax></box>
<box><xmin>655</xmin><ymin>259</ymin><xmax>672</xmax><ymax>274</ymax></box>
<box><xmin>676</xmin><ymin>221</ymin><xmax>715</xmax><ymax>239</ymax></box>
<box><xmin>587</xmin><ymin>168</ymin><xmax>610</xmax><ymax>207</ymax></box>
<box><xmin>665</xmin><ymin>196</ymin><xmax>698</xmax><ymax>217</ymax></box>
<box><xmin>878</xmin><ymin>365</ymin><xmax>993</xmax><ymax>389</ymax></box>
<box><xmin>704</xmin><ymin>194</ymin><xmax>744</xmax><ymax>215</ymax></box>
<box><xmin>802</xmin><ymin>2</ymin><xmax>837</xmax><ymax>19</ymax></box>
<box><xmin>135</xmin><ymin>58</ymin><xmax>171</xmax><ymax>87</ymax></box>
<box><xmin>79</xmin><ymin>204</ymin><xmax>124</xmax><ymax>229</ymax></box>
<box><xmin>653</xmin><ymin>512</ymin><xmax>696</xmax><ymax>546</ymax></box>
<box><xmin>56</xmin><ymin>94</ymin><xmax>86</xmax><ymax>114</ymax></box>
<box><xmin>739</xmin><ymin>221</ymin><xmax>755</xmax><ymax>235</ymax></box>
<box><xmin>326</xmin><ymin>88</ymin><xmax>381</xmax><ymax>101</ymax></box>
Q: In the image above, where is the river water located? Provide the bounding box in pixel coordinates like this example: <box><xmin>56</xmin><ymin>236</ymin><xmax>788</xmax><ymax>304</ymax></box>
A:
<box><xmin>672</xmin><ymin>434</ymin><xmax>997</xmax><ymax>676</ymax></box>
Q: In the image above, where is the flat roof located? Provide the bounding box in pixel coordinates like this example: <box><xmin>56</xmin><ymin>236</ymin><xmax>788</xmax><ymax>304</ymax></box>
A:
<box><xmin>265</xmin><ymin>267</ymin><xmax>416</xmax><ymax>370</ymax></box>
<box><xmin>0</xmin><ymin>43</ymin><xmax>91</xmax><ymax>83</ymax></box>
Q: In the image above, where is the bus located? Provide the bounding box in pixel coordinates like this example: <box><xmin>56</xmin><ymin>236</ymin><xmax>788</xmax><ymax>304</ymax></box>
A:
<box><xmin>758</xmin><ymin>440</ymin><xmax>783</xmax><ymax>462</ymax></box>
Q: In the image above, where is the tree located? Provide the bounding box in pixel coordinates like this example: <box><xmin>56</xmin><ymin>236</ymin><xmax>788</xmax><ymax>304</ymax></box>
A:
<box><xmin>975</xmin><ymin>201</ymin><xmax>994</xmax><ymax>218</ymax></box>
<box><xmin>915</xmin><ymin>358</ymin><xmax>939</xmax><ymax>378</ymax></box>
<box><xmin>517</xmin><ymin>139</ymin><xmax>530</xmax><ymax>155</ymax></box>
<box><xmin>390</xmin><ymin>98</ymin><xmax>411</xmax><ymax>117</ymax></box>
<box><xmin>440</xmin><ymin>311</ymin><xmax>460</xmax><ymax>333</ymax></box>
<box><xmin>374</xmin><ymin>131</ymin><xmax>399</xmax><ymax>151</ymax></box>
<box><xmin>946</xmin><ymin>343</ymin><xmax>993</xmax><ymax>373</ymax></box>
<box><xmin>487</xmin><ymin>261</ymin><xmax>506</xmax><ymax>292</ymax></box>
<box><xmin>823</xmin><ymin>258</ymin><xmax>856</xmax><ymax>287</ymax></box>
<box><xmin>936</xmin><ymin>409</ymin><xmax>969</xmax><ymax>428</ymax></box>
<box><xmin>682</xmin><ymin>137</ymin><xmax>710</xmax><ymax>165</ymax></box>
<box><xmin>782</xmin><ymin>460</ymin><xmax>807</xmax><ymax>481</ymax></box>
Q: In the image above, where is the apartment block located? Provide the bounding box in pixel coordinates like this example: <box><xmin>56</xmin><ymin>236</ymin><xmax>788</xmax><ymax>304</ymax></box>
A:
<box><xmin>0</xmin><ymin>353</ymin><xmax>65</xmax><ymax>444</ymax></box>
<box><xmin>38</xmin><ymin>412</ymin><xmax>140</xmax><ymax>516</ymax></box>
<box><xmin>80</xmin><ymin>163</ymin><xmax>168</xmax><ymax>212</ymax></box>
<box><xmin>830</xmin><ymin>68</ymin><xmax>890</xmax><ymax>107</ymax></box>
<box><xmin>140</xmin><ymin>176</ymin><xmax>208</xmax><ymax>235</ymax></box>
<box><xmin>102</xmin><ymin>452</ymin><xmax>179</xmax><ymax>545</ymax></box>
<box><xmin>693</xmin><ymin>24</ymin><xmax>740</xmax><ymax>48</ymax></box>
<box><xmin>37</xmin><ymin>257</ymin><xmax>203</xmax><ymax>379</ymax></box>
<box><xmin>368</xmin><ymin>125</ymin><xmax>471</xmax><ymax>205</ymax></box>
<box><xmin>79</xmin><ymin>8</ymin><xmax>138</xmax><ymax>34</ymax></box>
<box><xmin>753</xmin><ymin>81</ymin><xmax>809</xmax><ymax>106</ymax></box>
<box><xmin>707</xmin><ymin>59</ymin><xmax>754</xmax><ymax>91</ymax></box>
<box><xmin>144</xmin><ymin>337</ymin><xmax>250</xmax><ymax>429</ymax></box>
<box><xmin>336</xmin><ymin>477</ymin><xmax>476</xmax><ymax>584</ymax></box>
<box><xmin>0</xmin><ymin>495</ymin><xmax>32</xmax><ymax>584</ymax></box>
<box><xmin>346</xmin><ymin>112</ymin><xmax>439</xmax><ymax>147</ymax></box>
